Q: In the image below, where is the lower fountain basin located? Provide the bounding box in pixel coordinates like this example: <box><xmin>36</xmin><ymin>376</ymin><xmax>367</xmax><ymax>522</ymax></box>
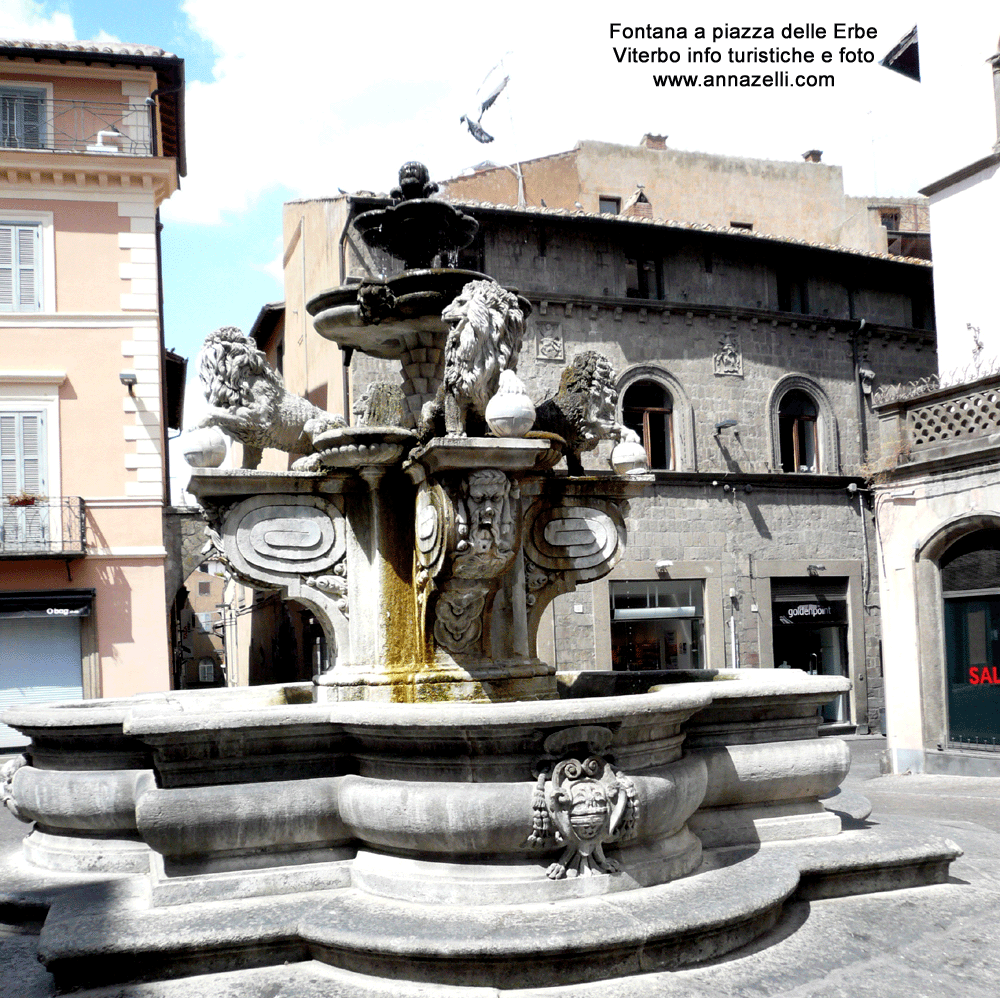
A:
<box><xmin>2</xmin><ymin>669</ymin><xmax>963</xmax><ymax>991</ymax></box>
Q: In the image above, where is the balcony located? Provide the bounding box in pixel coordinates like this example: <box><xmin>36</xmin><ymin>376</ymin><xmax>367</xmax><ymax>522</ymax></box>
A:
<box><xmin>1</xmin><ymin>98</ymin><xmax>153</xmax><ymax>157</ymax></box>
<box><xmin>874</xmin><ymin>372</ymin><xmax>1000</xmax><ymax>471</ymax></box>
<box><xmin>0</xmin><ymin>496</ymin><xmax>86</xmax><ymax>558</ymax></box>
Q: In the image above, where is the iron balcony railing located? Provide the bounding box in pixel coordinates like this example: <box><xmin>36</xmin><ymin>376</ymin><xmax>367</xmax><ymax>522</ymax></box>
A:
<box><xmin>0</xmin><ymin>496</ymin><xmax>86</xmax><ymax>558</ymax></box>
<box><xmin>1</xmin><ymin>97</ymin><xmax>153</xmax><ymax>157</ymax></box>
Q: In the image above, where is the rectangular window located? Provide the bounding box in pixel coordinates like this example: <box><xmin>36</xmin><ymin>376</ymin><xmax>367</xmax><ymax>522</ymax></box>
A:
<box><xmin>776</xmin><ymin>274</ymin><xmax>808</xmax><ymax>314</ymax></box>
<box><xmin>729</xmin><ymin>221</ymin><xmax>753</xmax><ymax>231</ymax></box>
<box><xmin>625</xmin><ymin>255</ymin><xmax>663</xmax><ymax>300</ymax></box>
<box><xmin>610</xmin><ymin>579</ymin><xmax>703</xmax><ymax>670</ymax></box>
<box><xmin>0</xmin><ymin>223</ymin><xmax>42</xmax><ymax>312</ymax></box>
<box><xmin>599</xmin><ymin>196</ymin><xmax>621</xmax><ymax>214</ymax></box>
<box><xmin>198</xmin><ymin>659</ymin><xmax>216</xmax><ymax>683</ymax></box>
<box><xmin>0</xmin><ymin>86</ymin><xmax>45</xmax><ymax>149</ymax></box>
<box><xmin>1</xmin><ymin>410</ymin><xmax>47</xmax><ymax>549</ymax></box>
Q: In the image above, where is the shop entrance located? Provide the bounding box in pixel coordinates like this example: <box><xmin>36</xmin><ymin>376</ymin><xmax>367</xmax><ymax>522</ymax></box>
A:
<box><xmin>944</xmin><ymin>596</ymin><xmax>1000</xmax><ymax>743</ymax></box>
<box><xmin>771</xmin><ymin>578</ymin><xmax>850</xmax><ymax>723</ymax></box>
<box><xmin>940</xmin><ymin>529</ymin><xmax>1000</xmax><ymax>745</ymax></box>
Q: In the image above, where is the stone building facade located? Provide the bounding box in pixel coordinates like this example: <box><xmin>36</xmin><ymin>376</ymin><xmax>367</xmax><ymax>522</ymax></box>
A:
<box><xmin>0</xmin><ymin>39</ymin><xmax>185</xmax><ymax>745</ymax></box>
<box><xmin>871</xmin><ymin>37</ymin><xmax>1000</xmax><ymax>774</ymax></box>
<box><xmin>249</xmin><ymin>187</ymin><xmax>936</xmax><ymax>733</ymax></box>
<box><xmin>441</xmin><ymin>136</ymin><xmax>930</xmax><ymax>259</ymax></box>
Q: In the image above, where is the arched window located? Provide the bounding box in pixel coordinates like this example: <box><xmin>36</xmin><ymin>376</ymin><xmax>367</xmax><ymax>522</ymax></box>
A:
<box><xmin>778</xmin><ymin>389</ymin><xmax>819</xmax><ymax>473</ymax></box>
<box><xmin>622</xmin><ymin>380</ymin><xmax>673</xmax><ymax>470</ymax></box>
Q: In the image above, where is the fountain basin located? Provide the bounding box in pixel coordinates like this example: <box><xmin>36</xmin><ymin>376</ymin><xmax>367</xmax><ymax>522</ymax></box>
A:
<box><xmin>3</xmin><ymin>669</ymin><xmax>964</xmax><ymax>991</ymax></box>
<box><xmin>5</xmin><ymin>672</ymin><xmax>846</xmax><ymax>884</ymax></box>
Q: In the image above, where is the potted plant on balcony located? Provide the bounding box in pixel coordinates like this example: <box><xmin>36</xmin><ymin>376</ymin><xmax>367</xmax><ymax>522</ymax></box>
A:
<box><xmin>4</xmin><ymin>491</ymin><xmax>47</xmax><ymax>507</ymax></box>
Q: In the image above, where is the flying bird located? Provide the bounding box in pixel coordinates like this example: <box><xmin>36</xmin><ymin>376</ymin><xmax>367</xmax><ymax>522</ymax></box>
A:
<box><xmin>460</xmin><ymin>73</ymin><xmax>509</xmax><ymax>144</ymax></box>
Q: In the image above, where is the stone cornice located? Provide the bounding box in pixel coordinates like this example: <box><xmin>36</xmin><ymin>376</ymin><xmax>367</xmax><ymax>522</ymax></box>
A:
<box><xmin>529</xmin><ymin>292</ymin><xmax>936</xmax><ymax>346</ymax></box>
<box><xmin>0</xmin><ymin>150</ymin><xmax>178</xmax><ymax>204</ymax></box>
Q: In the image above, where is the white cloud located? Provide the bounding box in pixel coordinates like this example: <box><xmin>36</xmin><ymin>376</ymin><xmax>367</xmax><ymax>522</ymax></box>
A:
<box><xmin>158</xmin><ymin>2</ymin><xmax>998</xmax><ymax>223</ymax></box>
<box><xmin>0</xmin><ymin>0</ymin><xmax>74</xmax><ymax>39</ymax></box>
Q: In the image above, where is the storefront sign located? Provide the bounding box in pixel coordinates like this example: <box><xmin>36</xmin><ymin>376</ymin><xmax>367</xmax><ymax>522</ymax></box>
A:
<box><xmin>775</xmin><ymin>600</ymin><xmax>846</xmax><ymax>626</ymax></box>
<box><xmin>0</xmin><ymin>589</ymin><xmax>94</xmax><ymax>619</ymax></box>
<box><xmin>969</xmin><ymin>666</ymin><xmax>1000</xmax><ymax>685</ymax></box>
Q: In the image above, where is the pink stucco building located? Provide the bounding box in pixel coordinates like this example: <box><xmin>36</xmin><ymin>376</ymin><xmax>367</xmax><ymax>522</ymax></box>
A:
<box><xmin>0</xmin><ymin>39</ymin><xmax>186</xmax><ymax>746</ymax></box>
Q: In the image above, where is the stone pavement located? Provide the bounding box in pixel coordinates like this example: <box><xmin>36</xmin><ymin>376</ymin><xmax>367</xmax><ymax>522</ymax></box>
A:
<box><xmin>2</xmin><ymin>735</ymin><xmax>1000</xmax><ymax>998</ymax></box>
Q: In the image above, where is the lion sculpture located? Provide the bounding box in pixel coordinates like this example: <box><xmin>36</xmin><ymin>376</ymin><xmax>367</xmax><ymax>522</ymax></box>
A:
<box><xmin>195</xmin><ymin>327</ymin><xmax>345</xmax><ymax>469</ymax></box>
<box><xmin>419</xmin><ymin>280</ymin><xmax>525</xmax><ymax>440</ymax></box>
<box><xmin>533</xmin><ymin>351</ymin><xmax>640</xmax><ymax>476</ymax></box>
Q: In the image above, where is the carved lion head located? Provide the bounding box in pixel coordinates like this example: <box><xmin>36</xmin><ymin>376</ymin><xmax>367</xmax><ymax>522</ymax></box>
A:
<box><xmin>440</xmin><ymin>280</ymin><xmax>525</xmax><ymax>413</ymax></box>
<box><xmin>198</xmin><ymin>327</ymin><xmax>283</xmax><ymax>411</ymax></box>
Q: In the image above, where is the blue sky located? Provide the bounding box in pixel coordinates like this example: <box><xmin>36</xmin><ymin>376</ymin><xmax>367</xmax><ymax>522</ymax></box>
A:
<box><xmin>3</xmin><ymin>1</ymin><xmax>998</xmax><ymax>496</ymax></box>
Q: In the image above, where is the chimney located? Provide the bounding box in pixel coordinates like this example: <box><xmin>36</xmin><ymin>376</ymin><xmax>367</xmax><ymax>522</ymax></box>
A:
<box><xmin>622</xmin><ymin>186</ymin><xmax>652</xmax><ymax>219</ymax></box>
<box><xmin>991</xmin><ymin>38</ymin><xmax>1000</xmax><ymax>151</ymax></box>
<box><xmin>802</xmin><ymin>149</ymin><xmax>823</xmax><ymax>163</ymax></box>
<box><xmin>640</xmin><ymin>134</ymin><xmax>668</xmax><ymax>150</ymax></box>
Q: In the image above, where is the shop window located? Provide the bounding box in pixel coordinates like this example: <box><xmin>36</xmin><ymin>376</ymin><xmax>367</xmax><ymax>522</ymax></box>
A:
<box><xmin>599</xmin><ymin>196</ymin><xmax>621</xmax><ymax>214</ymax></box>
<box><xmin>0</xmin><ymin>222</ymin><xmax>42</xmax><ymax>312</ymax></box>
<box><xmin>621</xmin><ymin>380</ymin><xmax>673</xmax><ymax>469</ymax></box>
<box><xmin>0</xmin><ymin>86</ymin><xmax>45</xmax><ymax>149</ymax></box>
<box><xmin>610</xmin><ymin>579</ymin><xmax>703</xmax><ymax>670</ymax></box>
<box><xmin>625</xmin><ymin>254</ymin><xmax>663</xmax><ymax>299</ymax></box>
<box><xmin>778</xmin><ymin>389</ymin><xmax>819</xmax><ymax>472</ymax></box>
<box><xmin>771</xmin><ymin>577</ymin><xmax>849</xmax><ymax>723</ymax></box>
<box><xmin>941</xmin><ymin>529</ymin><xmax>1000</xmax><ymax>744</ymax></box>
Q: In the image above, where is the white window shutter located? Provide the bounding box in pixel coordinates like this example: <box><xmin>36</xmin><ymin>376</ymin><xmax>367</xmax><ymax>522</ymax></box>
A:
<box><xmin>0</xmin><ymin>411</ymin><xmax>46</xmax><ymax>495</ymax></box>
<box><xmin>0</xmin><ymin>413</ymin><xmax>18</xmax><ymax>496</ymax></box>
<box><xmin>0</xmin><ymin>225</ymin><xmax>13</xmax><ymax>310</ymax></box>
<box><xmin>16</xmin><ymin>225</ymin><xmax>39</xmax><ymax>310</ymax></box>
<box><xmin>0</xmin><ymin>223</ymin><xmax>41</xmax><ymax>312</ymax></box>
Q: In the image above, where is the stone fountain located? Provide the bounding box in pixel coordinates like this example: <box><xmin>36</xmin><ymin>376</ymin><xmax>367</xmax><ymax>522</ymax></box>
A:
<box><xmin>0</xmin><ymin>163</ymin><xmax>961</xmax><ymax>994</ymax></box>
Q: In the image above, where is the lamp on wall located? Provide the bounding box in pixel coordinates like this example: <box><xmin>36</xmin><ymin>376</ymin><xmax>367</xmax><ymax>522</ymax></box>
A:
<box><xmin>119</xmin><ymin>371</ymin><xmax>138</xmax><ymax>397</ymax></box>
<box><xmin>714</xmin><ymin>419</ymin><xmax>738</xmax><ymax>435</ymax></box>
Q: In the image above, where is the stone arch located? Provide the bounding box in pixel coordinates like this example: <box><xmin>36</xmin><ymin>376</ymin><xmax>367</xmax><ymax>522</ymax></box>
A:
<box><xmin>915</xmin><ymin>511</ymin><xmax>1000</xmax><ymax>564</ymax></box>
<box><xmin>616</xmin><ymin>365</ymin><xmax>695</xmax><ymax>471</ymax></box>
<box><xmin>163</xmin><ymin>507</ymin><xmax>213</xmax><ymax>608</ymax></box>
<box><xmin>767</xmin><ymin>374</ymin><xmax>840</xmax><ymax>474</ymax></box>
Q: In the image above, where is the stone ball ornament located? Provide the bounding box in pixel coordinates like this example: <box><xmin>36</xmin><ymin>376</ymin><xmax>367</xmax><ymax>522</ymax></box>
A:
<box><xmin>611</xmin><ymin>439</ymin><xmax>650</xmax><ymax>476</ymax></box>
<box><xmin>180</xmin><ymin>426</ymin><xmax>227</xmax><ymax>468</ymax></box>
<box><xmin>485</xmin><ymin>370</ymin><xmax>536</xmax><ymax>438</ymax></box>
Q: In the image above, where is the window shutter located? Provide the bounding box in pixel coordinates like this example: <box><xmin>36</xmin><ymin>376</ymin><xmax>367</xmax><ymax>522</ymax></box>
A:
<box><xmin>0</xmin><ymin>411</ymin><xmax>46</xmax><ymax>495</ymax></box>
<box><xmin>0</xmin><ymin>223</ymin><xmax>41</xmax><ymax>312</ymax></box>
<box><xmin>20</xmin><ymin>92</ymin><xmax>43</xmax><ymax>148</ymax></box>
<box><xmin>0</xmin><ymin>413</ymin><xmax>18</xmax><ymax>496</ymax></box>
<box><xmin>0</xmin><ymin>226</ymin><xmax>13</xmax><ymax>310</ymax></box>
<box><xmin>16</xmin><ymin>225</ymin><xmax>39</xmax><ymax>311</ymax></box>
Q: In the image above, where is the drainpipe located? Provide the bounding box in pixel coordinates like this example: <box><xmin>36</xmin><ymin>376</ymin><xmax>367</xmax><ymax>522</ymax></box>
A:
<box><xmin>850</xmin><ymin>318</ymin><xmax>870</xmax><ymax>464</ymax></box>
<box><xmin>728</xmin><ymin>589</ymin><xmax>740</xmax><ymax>668</ymax></box>
<box><xmin>155</xmin><ymin>209</ymin><xmax>170</xmax><ymax>507</ymax></box>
